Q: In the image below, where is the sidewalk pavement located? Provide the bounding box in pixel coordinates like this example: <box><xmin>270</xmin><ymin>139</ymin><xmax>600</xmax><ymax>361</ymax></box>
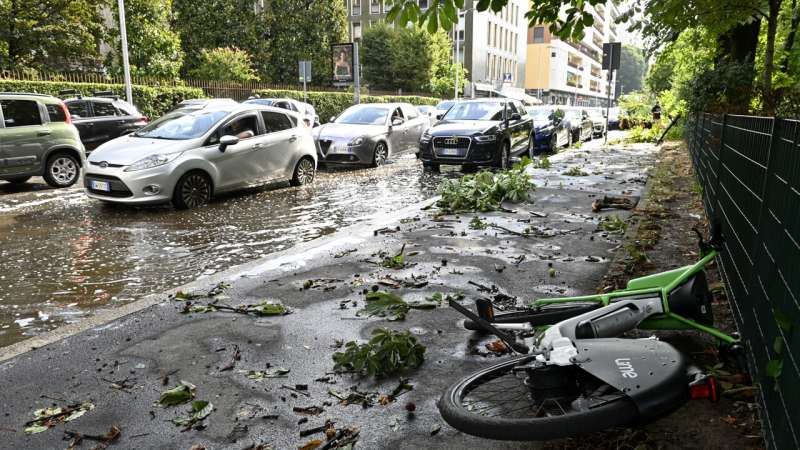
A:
<box><xmin>0</xmin><ymin>143</ymin><xmax>657</xmax><ymax>450</ymax></box>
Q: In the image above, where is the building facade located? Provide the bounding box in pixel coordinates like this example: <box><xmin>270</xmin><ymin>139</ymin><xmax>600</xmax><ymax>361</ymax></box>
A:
<box><xmin>524</xmin><ymin>2</ymin><xmax>620</xmax><ymax>106</ymax></box>
<box><xmin>344</xmin><ymin>0</ymin><xmax>529</xmax><ymax>90</ymax></box>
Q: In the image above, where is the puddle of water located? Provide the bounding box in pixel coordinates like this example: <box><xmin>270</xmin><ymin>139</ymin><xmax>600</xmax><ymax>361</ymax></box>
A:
<box><xmin>0</xmin><ymin>156</ymin><xmax>442</xmax><ymax>347</ymax></box>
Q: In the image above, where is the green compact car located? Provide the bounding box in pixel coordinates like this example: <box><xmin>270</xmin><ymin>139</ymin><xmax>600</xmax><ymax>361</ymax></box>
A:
<box><xmin>0</xmin><ymin>92</ymin><xmax>86</xmax><ymax>187</ymax></box>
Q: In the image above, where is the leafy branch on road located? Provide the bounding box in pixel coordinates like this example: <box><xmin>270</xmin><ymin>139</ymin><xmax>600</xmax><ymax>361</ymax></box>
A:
<box><xmin>24</xmin><ymin>402</ymin><xmax>95</xmax><ymax>434</ymax></box>
<box><xmin>437</xmin><ymin>168</ymin><xmax>535</xmax><ymax>213</ymax></box>
<box><xmin>181</xmin><ymin>300</ymin><xmax>289</xmax><ymax>316</ymax></box>
<box><xmin>333</xmin><ymin>328</ymin><xmax>426</xmax><ymax>377</ymax></box>
<box><xmin>358</xmin><ymin>291</ymin><xmax>436</xmax><ymax>321</ymax></box>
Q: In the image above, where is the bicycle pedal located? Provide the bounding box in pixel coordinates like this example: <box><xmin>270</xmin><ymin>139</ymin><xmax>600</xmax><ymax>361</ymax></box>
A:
<box><xmin>690</xmin><ymin>375</ymin><xmax>719</xmax><ymax>402</ymax></box>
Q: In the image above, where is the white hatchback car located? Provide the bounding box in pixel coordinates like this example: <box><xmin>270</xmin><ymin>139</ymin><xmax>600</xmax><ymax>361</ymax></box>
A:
<box><xmin>84</xmin><ymin>104</ymin><xmax>317</xmax><ymax>209</ymax></box>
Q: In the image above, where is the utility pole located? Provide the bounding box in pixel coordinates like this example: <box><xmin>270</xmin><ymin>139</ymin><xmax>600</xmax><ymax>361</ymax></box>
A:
<box><xmin>353</xmin><ymin>41</ymin><xmax>360</xmax><ymax>105</ymax></box>
<box><xmin>117</xmin><ymin>0</ymin><xmax>133</xmax><ymax>104</ymax></box>
<box><xmin>604</xmin><ymin>68</ymin><xmax>614</xmax><ymax>145</ymax></box>
<box><xmin>454</xmin><ymin>21</ymin><xmax>459</xmax><ymax>100</ymax></box>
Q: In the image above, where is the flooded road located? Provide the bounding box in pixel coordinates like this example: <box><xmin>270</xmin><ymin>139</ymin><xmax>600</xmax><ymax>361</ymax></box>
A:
<box><xmin>0</xmin><ymin>154</ymin><xmax>444</xmax><ymax>347</ymax></box>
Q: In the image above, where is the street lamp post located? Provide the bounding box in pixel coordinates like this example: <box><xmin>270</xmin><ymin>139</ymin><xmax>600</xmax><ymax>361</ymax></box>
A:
<box><xmin>117</xmin><ymin>0</ymin><xmax>133</xmax><ymax>104</ymax></box>
<box><xmin>453</xmin><ymin>8</ymin><xmax>472</xmax><ymax>100</ymax></box>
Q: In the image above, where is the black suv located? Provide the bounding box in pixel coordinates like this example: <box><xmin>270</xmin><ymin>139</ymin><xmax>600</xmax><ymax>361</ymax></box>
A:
<box><xmin>62</xmin><ymin>90</ymin><xmax>148</xmax><ymax>153</ymax></box>
<box><xmin>418</xmin><ymin>99</ymin><xmax>533</xmax><ymax>171</ymax></box>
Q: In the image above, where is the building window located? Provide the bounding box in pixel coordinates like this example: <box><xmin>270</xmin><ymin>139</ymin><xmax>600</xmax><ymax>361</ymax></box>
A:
<box><xmin>418</xmin><ymin>0</ymin><xmax>429</xmax><ymax>10</ymax></box>
<box><xmin>351</xmin><ymin>0</ymin><xmax>360</xmax><ymax>16</ymax></box>
<box><xmin>370</xmin><ymin>0</ymin><xmax>380</xmax><ymax>14</ymax></box>
<box><xmin>567</xmin><ymin>53</ymin><xmax>583</xmax><ymax>70</ymax></box>
<box><xmin>591</xmin><ymin>65</ymin><xmax>601</xmax><ymax>78</ymax></box>
<box><xmin>532</xmin><ymin>26</ymin><xmax>545</xmax><ymax>44</ymax></box>
<box><xmin>566</xmin><ymin>71</ymin><xmax>581</xmax><ymax>88</ymax></box>
<box><xmin>353</xmin><ymin>22</ymin><xmax>362</xmax><ymax>39</ymax></box>
<box><xmin>488</xmin><ymin>22</ymin><xmax>493</xmax><ymax>46</ymax></box>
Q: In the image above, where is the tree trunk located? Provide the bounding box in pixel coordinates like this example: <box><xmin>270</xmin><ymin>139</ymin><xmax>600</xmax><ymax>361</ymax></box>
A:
<box><xmin>779</xmin><ymin>0</ymin><xmax>799</xmax><ymax>72</ymax></box>
<box><xmin>763</xmin><ymin>0</ymin><xmax>782</xmax><ymax>113</ymax></box>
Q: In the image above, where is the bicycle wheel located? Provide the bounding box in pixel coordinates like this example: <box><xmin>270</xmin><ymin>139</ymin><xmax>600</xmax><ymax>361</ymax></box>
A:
<box><xmin>463</xmin><ymin>304</ymin><xmax>601</xmax><ymax>331</ymax></box>
<box><xmin>438</xmin><ymin>356</ymin><xmax>639</xmax><ymax>440</ymax></box>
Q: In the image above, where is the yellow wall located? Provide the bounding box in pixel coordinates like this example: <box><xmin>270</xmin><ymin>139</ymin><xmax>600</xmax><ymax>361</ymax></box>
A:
<box><xmin>525</xmin><ymin>44</ymin><xmax>550</xmax><ymax>90</ymax></box>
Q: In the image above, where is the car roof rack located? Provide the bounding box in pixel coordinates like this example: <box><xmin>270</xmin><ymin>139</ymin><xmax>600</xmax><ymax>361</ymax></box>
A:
<box><xmin>58</xmin><ymin>89</ymin><xmax>82</xmax><ymax>99</ymax></box>
<box><xmin>92</xmin><ymin>90</ymin><xmax>119</xmax><ymax>100</ymax></box>
<box><xmin>0</xmin><ymin>92</ymin><xmax>55</xmax><ymax>98</ymax></box>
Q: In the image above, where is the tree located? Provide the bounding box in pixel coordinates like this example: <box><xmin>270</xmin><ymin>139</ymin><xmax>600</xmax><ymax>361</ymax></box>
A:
<box><xmin>617</xmin><ymin>45</ymin><xmax>646</xmax><ymax>96</ymax></box>
<box><xmin>189</xmin><ymin>47</ymin><xmax>259</xmax><ymax>82</ymax></box>
<box><xmin>108</xmin><ymin>0</ymin><xmax>184</xmax><ymax>79</ymax></box>
<box><xmin>361</xmin><ymin>24</ymin><xmax>395</xmax><ymax>90</ymax></box>
<box><xmin>0</xmin><ymin>0</ymin><xmax>108</xmax><ymax>71</ymax></box>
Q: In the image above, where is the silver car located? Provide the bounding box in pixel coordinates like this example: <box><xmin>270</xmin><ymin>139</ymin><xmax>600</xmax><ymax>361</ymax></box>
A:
<box><xmin>84</xmin><ymin>104</ymin><xmax>317</xmax><ymax>209</ymax></box>
<box><xmin>244</xmin><ymin>98</ymin><xmax>319</xmax><ymax>127</ymax></box>
<box><xmin>313</xmin><ymin>102</ymin><xmax>429</xmax><ymax>167</ymax></box>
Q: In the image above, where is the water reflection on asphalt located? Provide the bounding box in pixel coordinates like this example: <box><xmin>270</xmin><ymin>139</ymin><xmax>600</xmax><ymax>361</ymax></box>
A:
<box><xmin>0</xmin><ymin>155</ymin><xmax>444</xmax><ymax>347</ymax></box>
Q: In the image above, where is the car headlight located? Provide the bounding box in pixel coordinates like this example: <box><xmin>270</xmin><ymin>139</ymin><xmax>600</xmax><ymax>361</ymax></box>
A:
<box><xmin>348</xmin><ymin>136</ymin><xmax>365</xmax><ymax>146</ymax></box>
<box><xmin>124</xmin><ymin>153</ymin><xmax>181</xmax><ymax>172</ymax></box>
<box><xmin>474</xmin><ymin>135</ymin><xmax>497</xmax><ymax>142</ymax></box>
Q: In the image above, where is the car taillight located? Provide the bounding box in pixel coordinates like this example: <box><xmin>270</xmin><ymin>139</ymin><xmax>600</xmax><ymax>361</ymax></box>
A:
<box><xmin>60</xmin><ymin>101</ymin><xmax>72</xmax><ymax>124</ymax></box>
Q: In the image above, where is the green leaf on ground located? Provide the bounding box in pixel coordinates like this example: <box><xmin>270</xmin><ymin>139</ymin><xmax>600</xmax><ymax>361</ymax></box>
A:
<box><xmin>159</xmin><ymin>381</ymin><xmax>196</xmax><ymax>406</ymax></box>
<box><xmin>360</xmin><ymin>291</ymin><xmax>411</xmax><ymax>321</ymax></box>
<box><xmin>173</xmin><ymin>400</ymin><xmax>213</xmax><ymax>427</ymax></box>
<box><xmin>245</xmin><ymin>301</ymin><xmax>287</xmax><ymax>316</ymax></box>
<box><xmin>766</xmin><ymin>359</ymin><xmax>783</xmax><ymax>378</ymax></box>
<box><xmin>332</xmin><ymin>328</ymin><xmax>426</xmax><ymax>378</ymax></box>
<box><xmin>243</xmin><ymin>368</ymin><xmax>290</xmax><ymax>380</ymax></box>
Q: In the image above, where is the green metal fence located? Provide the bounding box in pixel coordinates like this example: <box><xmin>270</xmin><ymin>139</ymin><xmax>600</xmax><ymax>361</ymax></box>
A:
<box><xmin>688</xmin><ymin>113</ymin><xmax>800</xmax><ymax>449</ymax></box>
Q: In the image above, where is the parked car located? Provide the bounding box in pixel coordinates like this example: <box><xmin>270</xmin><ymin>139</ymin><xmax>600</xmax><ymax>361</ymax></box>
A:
<box><xmin>585</xmin><ymin>108</ymin><xmax>607</xmax><ymax>137</ymax></box>
<box><xmin>433</xmin><ymin>100</ymin><xmax>457</xmax><ymax>121</ymax></box>
<box><xmin>84</xmin><ymin>103</ymin><xmax>316</xmax><ymax>209</ymax></box>
<box><xmin>313</xmin><ymin>103</ymin><xmax>430</xmax><ymax>167</ymax></box>
<box><xmin>526</xmin><ymin>107</ymin><xmax>570</xmax><ymax>153</ymax></box>
<box><xmin>418</xmin><ymin>99</ymin><xmax>533</xmax><ymax>171</ymax></box>
<box><xmin>562</xmin><ymin>108</ymin><xmax>593</xmax><ymax>144</ymax></box>
<box><xmin>62</xmin><ymin>90</ymin><xmax>148</xmax><ymax>153</ymax></box>
<box><xmin>244</xmin><ymin>98</ymin><xmax>319</xmax><ymax>127</ymax></box>
<box><xmin>0</xmin><ymin>92</ymin><xmax>85</xmax><ymax>188</ymax></box>
<box><xmin>607</xmin><ymin>107</ymin><xmax>620</xmax><ymax>129</ymax></box>
<box><xmin>172</xmin><ymin>98</ymin><xmax>238</xmax><ymax>113</ymax></box>
<box><xmin>417</xmin><ymin>105</ymin><xmax>436</xmax><ymax>120</ymax></box>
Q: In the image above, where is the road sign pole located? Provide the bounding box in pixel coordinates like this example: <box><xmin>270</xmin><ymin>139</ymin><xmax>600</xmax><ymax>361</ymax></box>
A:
<box><xmin>353</xmin><ymin>42</ymin><xmax>360</xmax><ymax>105</ymax></box>
<box><xmin>117</xmin><ymin>0</ymin><xmax>133</xmax><ymax>104</ymax></box>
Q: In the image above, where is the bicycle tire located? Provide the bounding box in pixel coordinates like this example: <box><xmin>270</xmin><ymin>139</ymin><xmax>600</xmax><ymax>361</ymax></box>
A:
<box><xmin>438</xmin><ymin>356</ymin><xmax>639</xmax><ymax>441</ymax></box>
<box><xmin>463</xmin><ymin>304</ymin><xmax>600</xmax><ymax>331</ymax></box>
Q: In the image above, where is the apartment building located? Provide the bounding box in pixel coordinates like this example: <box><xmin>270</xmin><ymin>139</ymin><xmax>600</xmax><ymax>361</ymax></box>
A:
<box><xmin>344</xmin><ymin>0</ymin><xmax>529</xmax><ymax>90</ymax></box>
<box><xmin>524</xmin><ymin>2</ymin><xmax>620</xmax><ymax>106</ymax></box>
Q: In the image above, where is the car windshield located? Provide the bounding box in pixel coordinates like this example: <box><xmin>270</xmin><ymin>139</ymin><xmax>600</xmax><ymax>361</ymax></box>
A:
<box><xmin>436</xmin><ymin>101</ymin><xmax>455</xmax><ymax>110</ymax></box>
<box><xmin>443</xmin><ymin>101</ymin><xmax>505</xmax><ymax>121</ymax></box>
<box><xmin>335</xmin><ymin>106</ymin><xmax>389</xmax><ymax>125</ymax></box>
<box><xmin>133</xmin><ymin>110</ymin><xmax>229</xmax><ymax>140</ymax></box>
<box><xmin>586</xmin><ymin>110</ymin><xmax>603</xmax><ymax>118</ymax></box>
<box><xmin>529</xmin><ymin>109</ymin><xmax>553</xmax><ymax>120</ymax></box>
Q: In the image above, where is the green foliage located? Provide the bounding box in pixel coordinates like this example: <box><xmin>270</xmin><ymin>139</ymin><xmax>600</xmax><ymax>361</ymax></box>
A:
<box><xmin>360</xmin><ymin>291</ymin><xmax>411</xmax><ymax>321</ymax></box>
<box><xmin>252</xmin><ymin>89</ymin><xmax>439</xmax><ymax>127</ymax></box>
<box><xmin>533</xmin><ymin>156</ymin><xmax>552</xmax><ymax>169</ymax></box>
<box><xmin>469</xmin><ymin>216</ymin><xmax>488</xmax><ymax>230</ymax></box>
<box><xmin>159</xmin><ymin>381</ymin><xmax>196</xmax><ymax>406</ymax></box>
<box><xmin>333</xmin><ymin>328</ymin><xmax>426</xmax><ymax>377</ymax></box>
<box><xmin>436</xmin><ymin>167</ymin><xmax>535</xmax><ymax>213</ymax></box>
<box><xmin>108</xmin><ymin>0</ymin><xmax>184</xmax><ymax>79</ymax></box>
<box><xmin>618</xmin><ymin>45</ymin><xmax>646</xmax><ymax>96</ymax></box>
<box><xmin>619</xmin><ymin>91</ymin><xmax>657</xmax><ymax>124</ymax></box>
<box><xmin>173</xmin><ymin>400</ymin><xmax>213</xmax><ymax>427</ymax></box>
<box><xmin>624</xmin><ymin>126</ymin><xmax>664</xmax><ymax>143</ymax></box>
<box><xmin>362</xmin><ymin>22</ymin><xmax>456</xmax><ymax>94</ymax></box>
<box><xmin>562</xmin><ymin>166</ymin><xmax>589</xmax><ymax>176</ymax></box>
<box><xmin>512</xmin><ymin>156</ymin><xmax>533</xmax><ymax>170</ymax></box>
<box><xmin>0</xmin><ymin>79</ymin><xmax>202</xmax><ymax>119</ymax></box>
<box><xmin>0</xmin><ymin>0</ymin><xmax>108</xmax><ymax>70</ymax></box>
<box><xmin>189</xmin><ymin>47</ymin><xmax>259</xmax><ymax>82</ymax></box>
<box><xmin>599</xmin><ymin>215</ymin><xmax>627</xmax><ymax>234</ymax></box>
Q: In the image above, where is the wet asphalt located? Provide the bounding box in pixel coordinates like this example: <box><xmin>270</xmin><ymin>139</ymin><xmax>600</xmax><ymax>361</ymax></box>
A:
<box><xmin>0</xmin><ymin>133</ymin><xmax>661</xmax><ymax>450</ymax></box>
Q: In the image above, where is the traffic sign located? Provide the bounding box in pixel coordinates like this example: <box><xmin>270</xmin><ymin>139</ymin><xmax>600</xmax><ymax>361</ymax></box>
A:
<box><xmin>299</xmin><ymin>60</ymin><xmax>312</xmax><ymax>82</ymax></box>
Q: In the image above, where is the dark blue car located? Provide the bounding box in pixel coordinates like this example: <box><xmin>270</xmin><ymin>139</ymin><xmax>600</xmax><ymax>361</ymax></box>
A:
<box><xmin>526</xmin><ymin>107</ymin><xmax>570</xmax><ymax>154</ymax></box>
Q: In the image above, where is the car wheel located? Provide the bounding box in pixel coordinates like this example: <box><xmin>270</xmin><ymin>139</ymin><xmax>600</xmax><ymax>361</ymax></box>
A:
<box><xmin>567</xmin><ymin>131</ymin><xmax>574</xmax><ymax>147</ymax></box>
<box><xmin>422</xmin><ymin>161</ymin><xmax>440</xmax><ymax>172</ymax></box>
<box><xmin>371</xmin><ymin>142</ymin><xmax>388</xmax><ymax>167</ymax></box>
<box><xmin>172</xmin><ymin>171</ymin><xmax>212</xmax><ymax>210</ymax></box>
<box><xmin>527</xmin><ymin>135</ymin><xmax>536</xmax><ymax>159</ymax></box>
<box><xmin>291</xmin><ymin>157</ymin><xmax>315</xmax><ymax>186</ymax></box>
<box><xmin>43</xmin><ymin>153</ymin><xmax>80</xmax><ymax>188</ymax></box>
<box><xmin>497</xmin><ymin>141</ymin><xmax>510</xmax><ymax>169</ymax></box>
<box><xmin>5</xmin><ymin>176</ymin><xmax>32</xmax><ymax>184</ymax></box>
<box><xmin>549</xmin><ymin>133</ymin><xmax>557</xmax><ymax>153</ymax></box>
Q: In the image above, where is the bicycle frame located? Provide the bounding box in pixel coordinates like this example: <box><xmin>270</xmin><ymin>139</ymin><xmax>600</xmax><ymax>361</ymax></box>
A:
<box><xmin>528</xmin><ymin>250</ymin><xmax>739</xmax><ymax>345</ymax></box>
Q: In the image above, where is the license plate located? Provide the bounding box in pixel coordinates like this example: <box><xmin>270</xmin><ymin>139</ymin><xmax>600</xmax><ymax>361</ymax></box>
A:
<box><xmin>439</xmin><ymin>148</ymin><xmax>461</xmax><ymax>156</ymax></box>
<box><xmin>90</xmin><ymin>180</ymin><xmax>111</xmax><ymax>191</ymax></box>
<box><xmin>332</xmin><ymin>144</ymin><xmax>350</xmax><ymax>154</ymax></box>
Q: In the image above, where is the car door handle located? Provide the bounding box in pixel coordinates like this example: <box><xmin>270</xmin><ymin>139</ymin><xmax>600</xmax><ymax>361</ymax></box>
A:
<box><xmin>253</xmin><ymin>143</ymin><xmax>264</xmax><ymax>149</ymax></box>
<box><xmin>117</xmin><ymin>120</ymin><xmax>126</xmax><ymax>124</ymax></box>
<box><xmin>37</xmin><ymin>129</ymin><xmax>52</xmax><ymax>136</ymax></box>
<box><xmin>288</xmin><ymin>135</ymin><xmax>298</xmax><ymax>142</ymax></box>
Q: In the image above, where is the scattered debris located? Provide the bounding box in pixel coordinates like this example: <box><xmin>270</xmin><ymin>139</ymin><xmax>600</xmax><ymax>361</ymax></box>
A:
<box><xmin>24</xmin><ymin>402</ymin><xmax>95</xmax><ymax>434</ymax></box>
<box><xmin>591</xmin><ymin>195</ymin><xmax>638</xmax><ymax>212</ymax></box>
<box><xmin>300</xmin><ymin>419</ymin><xmax>336</xmax><ymax>437</ymax></box>
<box><xmin>598</xmin><ymin>215</ymin><xmax>628</xmax><ymax>234</ymax></box>
<box><xmin>426</xmin><ymin>292</ymin><xmax>464</xmax><ymax>304</ymax></box>
<box><xmin>468</xmin><ymin>216</ymin><xmax>488</xmax><ymax>230</ymax></box>
<box><xmin>219</xmin><ymin>345</ymin><xmax>241</xmax><ymax>372</ymax></box>
<box><xmin>63</xmin><ymin>425</ymin><xmax>120</xmax><ymax>449</ymax></box>
<box><xmin>333</xmin><ymin>328</ymin><xmax>426</xmax><ymax>377</ymax></box>
<box><xmin>299</xmin><ymin>439</ymin><xmax>322</xmax><ymax>450</ymax></box>
<box><xmin>380</xmin><ymin>244</ymin><xmax>408</xmax><ymax>269</ymax></box>
<box><xmin>485</xmin><ymin>340</ymin><xmax>510</xmax><ymax>354</ymax></box>
<box><xmin>562</xmin><ymin>166</ymin><xmax>589</xmax><ymax>177</ymax></box>
<box><xmin>320</xmin><ymin>426</ymin><xmax>359</xmax><ymax>449</ymax></box>
<box><xmin>281</xmin><ymin>385</ymin><xmax>311</xmax><ymax>397</ymax></box>
<box><xmin>358</xmin><ymin>291</ymin><xmax>436</xmax><ymax>321</ymax></box>
<box><xmin>182</xmin><ymin>300</ymin><xmax>289</xmax><ymax>316</ymax></box>
<box><xmin>333</xmin><ymin>249</ymin><xmax>357</xmax><ymax>258</ymax></box>
<box><xmin>437</xmin><ymin>168</ymin><xmax>535</xmax><ymax>213</ymax></box>
<box><xmin>430</xmin><ymin>424</ymin><xmax>442</xmax><ymax>436</ymax></box>
<box><xmin>293</xmin><ymin>406</ymin><xmax>324</xmax><ymax>416</ymax></box>
<box><xmin>159</xmin><ymin>381</ymin><xmax>196</xmax><ymax>407</ymax></box>
<box><xmin>243</xmin><ymin>367</ymin><xmax>290</xmax><ymax>380</ymax></box>
<box><xmin>172</xmin><ymin>401</ymin><xmax>213</xmax><ymax>429</ymax></box>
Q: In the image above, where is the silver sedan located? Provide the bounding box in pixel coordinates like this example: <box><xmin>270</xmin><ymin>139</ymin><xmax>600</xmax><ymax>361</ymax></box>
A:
<box><xmin>84</xmin><ymin>104</ymin><xmax>317</xmax><ymax>209</ymax></box>
<box><xmin>313</xmin><ymin>102</ymin><xmax>429</xmax><ymax>167</ymax></box>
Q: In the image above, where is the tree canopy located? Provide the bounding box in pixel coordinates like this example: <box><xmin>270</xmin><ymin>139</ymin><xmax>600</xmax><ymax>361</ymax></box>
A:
<box><xmin>616</xmin><ymin>45</ymin><xmax>646</xmax><ymax>96</ymax></box>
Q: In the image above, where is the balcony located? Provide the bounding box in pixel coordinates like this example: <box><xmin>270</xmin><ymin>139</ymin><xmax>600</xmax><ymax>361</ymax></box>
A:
<box><xmin>592</xmin><ymin>32</ymin><xmax>603</xmax><ymax>49</ymax></box>
<box><xmin>566</xmin><ymin>72</ymin><xmax>581</xmax><ymax>88</ymax></box>
<box><xmin>566</xmin><ymin>40</ymin><xmax>600</xmax><ymax>63</ymax></box>
<box><xmin>567</xmin><ymin>53</ymin><xmax>583</xmax><ymax>70</ymax></box>
<box><xmin>591</xmin><ymin>65</ymin><xmax>601</xmax><ymax>78</ymax></box>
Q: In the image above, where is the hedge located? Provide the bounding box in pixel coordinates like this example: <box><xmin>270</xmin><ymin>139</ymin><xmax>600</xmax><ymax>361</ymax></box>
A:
<box><xmin>0</xmin><ymin>80</ymin><xmax>203</xmax><ymax>119</ymax></box>
<box><xmin>253</xmin><ymin>89</ymin><xmax>440</xmax><ymax>124</ymax></box>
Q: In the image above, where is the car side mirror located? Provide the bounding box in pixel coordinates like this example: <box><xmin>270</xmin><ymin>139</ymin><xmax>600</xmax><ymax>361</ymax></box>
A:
<box><xmin>219</xmin><ymin>135</ymin><xmax>239</xmax><ymax>152</ymax></box>
<box><xmin>436</xmin><ymin>113</ymin><xmax>444</xmax><ymax>120</ymax></box>
<box><xmin>392</xmin><ymin>117</ymin><xmax>405</xmax><ymax>126</ymax></box>
<box><xmin>329</xmin><ymin>116</ymin><xmax>336</xmax><ymax>123</ymax></box>
<box><xmin>510</xmin><ymin>113</ymin><xmax>522</xmax><ymax>121</ymax></box>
